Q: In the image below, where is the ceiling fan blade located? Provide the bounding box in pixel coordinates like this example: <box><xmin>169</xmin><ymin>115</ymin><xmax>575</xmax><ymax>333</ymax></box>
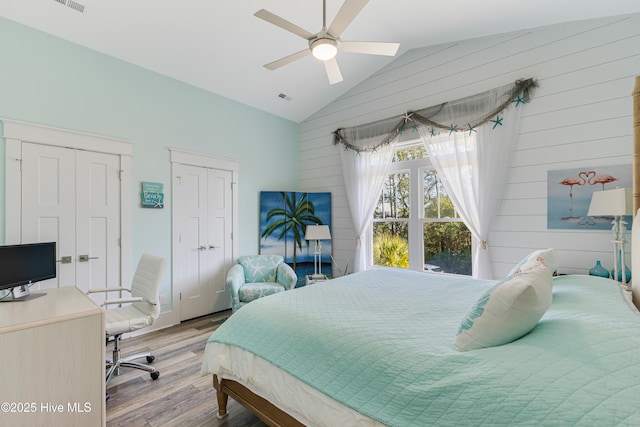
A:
<box><xmin>324</xmin><ymin>58</ymin><xmax>343</xmax><ymax>85</ymax></box>
<box><xmin>340</xmin><ymin>41</ymin><xmax>400</xmax><ymax>56</ymax></box>
<box><xmin>328</xmin><ymin>0</ymin><xmax>369</xmax><ymax>38</ymax></box>
<box><xmin>264</xmin><ymin>49</ymin><xmax>311</xmax><ymax>71</ymax></box>
<box><xmin>255</xmin><ymin>9</ymin><xmax>315</xmax><ymax>40</ymax></box>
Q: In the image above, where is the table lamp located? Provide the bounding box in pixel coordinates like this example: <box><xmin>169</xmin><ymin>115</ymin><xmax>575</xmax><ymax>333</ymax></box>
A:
<box><xmin>304</xmin><ymin>225</ymin><xmax>331</xmax><ymax>279</ymax></box>
<box><xmin>587</xmin><ymin>187</ymin><xmax>633</xmax><ymax>289</ymax></box>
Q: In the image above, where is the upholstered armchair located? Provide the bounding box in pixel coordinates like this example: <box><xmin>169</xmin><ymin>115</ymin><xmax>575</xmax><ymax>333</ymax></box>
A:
<box><xmin>227</xmin><ymin>254</ymin><xmax>297</xmax><ymax>312</ymax></box>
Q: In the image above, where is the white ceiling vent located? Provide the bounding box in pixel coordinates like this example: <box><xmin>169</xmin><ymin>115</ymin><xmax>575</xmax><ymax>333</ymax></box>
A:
<box><xmin>67</xmin><ymin>0</ymin><xmax>85</xmax><ymax>13</ymax></box>
<box><xmin>53</xmin><ymin>0</ymin><xmax>85</xmax><ymax>13</ymax></box>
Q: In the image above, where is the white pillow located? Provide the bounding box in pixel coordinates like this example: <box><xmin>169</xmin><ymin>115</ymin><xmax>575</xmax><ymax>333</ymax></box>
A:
<box><xmin>507</xmin><ymin>248</ymin><xmax>557</xmax><ymax>276</ymax></box>
<box><xmin>455</xmin><ymin>268</ymin><xmax>553</xmax><ymax>352</ymax></box>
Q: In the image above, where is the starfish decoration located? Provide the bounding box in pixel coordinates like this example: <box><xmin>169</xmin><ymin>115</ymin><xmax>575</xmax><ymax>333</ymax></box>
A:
<box><xmin>249</xmin><ymin>261</ymin><xmax>267</xmax><ymax>280</ymax></box>
<box><xmin>448</xmin><ymin>124</ymin><xmax>458</xmax><ymax>135</ymax></box>
<box><xmin>399</xmin><ymin>125</ymin><xmax>405</xmax><ymax>134</ymax></box>
<box><xmin>403</xmin><ymin>112</ymin><xmax>414</xmax><ymax>123</ymax></box>
<box><xmin>467</xmin><ymin>123</ymin><xmax>477</xmax><ymax>135</ymax></box>
<box><xmin>429</xmin><ymin>127</ymin><xmax>437</xmax><ymax>136</ymax></box>
<box><xmin>514</xmin><ymin>95</ymin><xmax>526</xmax><ymax>106</ymax></box>
<box><xmin>490</xmin><ymin>115</ymin><xmax>503</xmax><ymax>129</ymax></box>
<box><xmin>412</xmin><ymin>123</ymin><xmax>419</xmax><ymax>133</ymax></box>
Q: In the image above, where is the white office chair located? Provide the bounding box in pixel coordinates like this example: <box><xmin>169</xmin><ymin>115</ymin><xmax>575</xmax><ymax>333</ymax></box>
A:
<box><xmin>88</xmin><ymin>253</ymin><xmax>167</xmax><ymax>384</ymax></box>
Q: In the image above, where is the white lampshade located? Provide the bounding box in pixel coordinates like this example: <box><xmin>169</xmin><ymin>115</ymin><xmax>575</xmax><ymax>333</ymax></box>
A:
<box><xmin>310</xmin><ymin>38</ymin><xmax>338</xmax><ymax>61</ymax></box>
<box><xmin>304</xmin><ymin>225</ymin><xmax>331</xmax><ymax>241</ymax></box>
<box><xmin>587</xmin><ymin>188</ymin><xmax>633</xmax><ymax>217</ymax></box>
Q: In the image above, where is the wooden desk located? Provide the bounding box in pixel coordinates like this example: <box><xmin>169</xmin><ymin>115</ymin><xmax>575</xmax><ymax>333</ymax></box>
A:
<box><xmin>0</xmin><ymin>286</ymin><xmax>105</xmax><ymax>426</ymax></box>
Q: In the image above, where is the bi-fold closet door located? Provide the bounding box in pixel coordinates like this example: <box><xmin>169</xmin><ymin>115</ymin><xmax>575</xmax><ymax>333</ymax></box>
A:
<box><xmin>172</xmin><ymin>162</ymin><xmax>233</xmax><ymax>320</ymax></box>
<box><xmin>4</xmin><ymin>120</ymin><xmax>133</xmax><ymax>306</ymax></box>
<box><xmin>20</xmin><ymin>143</ymin><xmax>121</xmax><ymax>305</ymax></box>
<box><xmin>171</xmin><ymin>149</ymin><xmax>238</xmax><ymax>322</ymax></box>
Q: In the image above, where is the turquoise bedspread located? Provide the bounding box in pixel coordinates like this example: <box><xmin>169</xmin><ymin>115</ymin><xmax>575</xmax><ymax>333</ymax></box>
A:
<box><xmin>207</xmin><ymin>269</ymin><xmax>640</xmax><ymax>426</ymax></box>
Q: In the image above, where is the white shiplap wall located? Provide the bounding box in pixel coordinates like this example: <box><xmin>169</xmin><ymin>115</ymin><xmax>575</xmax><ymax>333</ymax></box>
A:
<box><xmin>299</xmin><ymin>14</ymin><xmax>640</xmax><ymax>278</ymax></box>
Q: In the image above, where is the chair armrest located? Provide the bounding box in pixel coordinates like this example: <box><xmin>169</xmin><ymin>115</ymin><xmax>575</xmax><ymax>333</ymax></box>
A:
<box><xmin>103</xmin><ymin>297</ymin><xmax>147</xmax><ymax>306</ymax></box>
<box><xmin>87</xmin><ymin>287</ymin><xmax>130</xmax><ymax>294</ymax></box>
<box><xmin>277</xmin><ymin>262</ymin><xmax>297</xmax><ymax>290</ymax></box>
<box><xmin>226</xmin><ymin>264</ymin><xmax>246</xmax><ymax>296</ymax></box>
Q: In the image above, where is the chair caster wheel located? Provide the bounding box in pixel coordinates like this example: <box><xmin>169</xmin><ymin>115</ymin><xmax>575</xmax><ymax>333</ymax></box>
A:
<box><xmin>146</xmin><ymin>355</ymin><xmax>155</xmax><ymax>363</ymax></box>
<box><xmin>151</xmin><ymin>371</ymin><xmax>160</xmax><ymax>380</ymax></box>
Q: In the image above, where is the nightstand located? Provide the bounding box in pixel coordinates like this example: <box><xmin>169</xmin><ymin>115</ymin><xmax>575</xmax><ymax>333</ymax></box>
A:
<box><xmin>305</xmin><ymin>275</ymin><xmax>328</xmax><ymax>285</ymax></box>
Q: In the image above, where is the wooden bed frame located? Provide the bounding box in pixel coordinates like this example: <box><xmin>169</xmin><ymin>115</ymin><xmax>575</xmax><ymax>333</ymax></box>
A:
<box><xmin>633</xmin><ymin>76</ymin><xmax>640</xmax><ymax>307</ymax></box>
<box><xmin>213</xmin><ymin>375</ymin><xmax>304</xmax><ymax>427</ymax></box>
<box><xmin>211</xmin><ymin>75</ymin><xmax>640</xmax><ymax>426</ymax></box>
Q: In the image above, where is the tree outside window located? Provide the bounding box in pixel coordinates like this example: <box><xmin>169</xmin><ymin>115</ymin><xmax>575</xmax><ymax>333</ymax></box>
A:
<box><xmin>373</xmin><ymin>171</ymin><xmax>409</xmax><ymax>268</ymax></box>
<box><xmin>422</xmin><ymin>169</ymin><xmax>472</xmax><ymax>275</ymax></box>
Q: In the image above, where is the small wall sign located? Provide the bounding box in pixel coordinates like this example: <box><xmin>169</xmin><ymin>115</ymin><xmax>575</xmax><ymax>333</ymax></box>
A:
<box><xmin>141</xmin><ymin>182</ymin><xmax>164</xmax><ymax>208</ymax></box>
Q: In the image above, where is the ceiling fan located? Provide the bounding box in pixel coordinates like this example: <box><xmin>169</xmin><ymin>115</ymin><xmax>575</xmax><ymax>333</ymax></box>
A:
<box><xmin>254</xmin><ymin>0</ymin><xmax>400</xmax><ymax>85</ymax></box>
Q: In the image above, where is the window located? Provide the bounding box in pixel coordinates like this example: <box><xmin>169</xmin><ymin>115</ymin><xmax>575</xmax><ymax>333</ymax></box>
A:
<box><xmin>372</xmin><ymin>142</ymin><xmax>472</xmax><ymax>274</ymax></box>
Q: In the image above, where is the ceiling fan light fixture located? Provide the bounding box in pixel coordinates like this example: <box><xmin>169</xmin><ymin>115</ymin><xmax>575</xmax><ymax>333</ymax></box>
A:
<box><xmin>311</xmin><ymin>38</ymin><xmax>338</xmax><ymax>61</ymax></box>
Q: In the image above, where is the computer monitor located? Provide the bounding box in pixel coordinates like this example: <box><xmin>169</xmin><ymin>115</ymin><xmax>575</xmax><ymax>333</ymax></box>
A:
<box><xmin>0</xmin><ymin>242</ymin><xmax>56</xmax><ymax>301</ymax></box>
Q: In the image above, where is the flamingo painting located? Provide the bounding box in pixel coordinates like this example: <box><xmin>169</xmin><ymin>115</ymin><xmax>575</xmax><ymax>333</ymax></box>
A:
<box><xmin>547</xmin><ymin>165</ymin><xmax>631</xmax><ymax>230</ymax></box>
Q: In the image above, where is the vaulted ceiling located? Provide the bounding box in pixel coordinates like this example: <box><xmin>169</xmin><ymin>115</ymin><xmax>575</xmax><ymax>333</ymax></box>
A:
<box><xmin>2</xmin><ymin>0</ymin><xmax>640</xmax><ymax>122</ymax></box>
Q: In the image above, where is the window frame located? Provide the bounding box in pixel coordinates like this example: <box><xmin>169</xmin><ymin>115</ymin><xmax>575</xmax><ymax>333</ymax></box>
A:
<box><xmin>369</xmin><ymin>140</ymin><xmax>473</xmax><ymax>274</ymax></box>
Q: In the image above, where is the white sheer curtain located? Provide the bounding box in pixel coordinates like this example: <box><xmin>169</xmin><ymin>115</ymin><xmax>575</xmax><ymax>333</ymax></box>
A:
<box><xmin>340</xmin><ymin>137</ymin><xmax>397</xmax><ymax>272</ymax></box>
<box><xmin>335</xmin><ymin>79</ymin><xmax>535</xmax><ymax>276</ymax></box>
<box><xmin>419</xmin><ymin>106</ymin><xmax>522</xmax><ymax>279</ymax></box>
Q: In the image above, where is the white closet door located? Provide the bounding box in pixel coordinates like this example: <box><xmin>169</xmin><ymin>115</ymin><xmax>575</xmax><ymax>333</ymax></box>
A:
<box><xmin>21</xmin><ymin>143</ymin><xmax>121</xmax><ymax>298</ymax></box>
<box><xmin>75</xmin><ymin>150</ymin><xmax>122</xmax><ymax>305</ymax></box>
<box><xmin>207</xmin><ymin>168</ymin><xmax>233</xmax><ymax>313</ymax></box>
<box><xmin>174</xmin><ymin>163</ymin><xmax>232</xmax><ymax>320</ymax></box>
<box><xmin>176</xmin><ymin>163</ymin><xmax>210</xmax><ymax>320</ymax></box>
<box><xmin>21</xmin><ymin>143</ymin><xmax>77</xmax><ymax>289</ymax></box>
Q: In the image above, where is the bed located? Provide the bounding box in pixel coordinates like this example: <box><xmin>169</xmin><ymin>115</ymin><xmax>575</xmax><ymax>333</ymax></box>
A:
<box><xmin>202</xmin><ymin>76</ymin><xmax>640</xmax><ymax>426</ymax></box>
<box><xmin>201</xmin><ymin>263</ymin><xmax>640</xmax><ymax>426</ymax></box>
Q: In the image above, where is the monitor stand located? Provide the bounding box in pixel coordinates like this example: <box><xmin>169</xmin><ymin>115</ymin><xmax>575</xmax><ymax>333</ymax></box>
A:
<box><xmin>0</xmin><ymin>285</ymin><xmax>46</xmax><ymax>302</ymax></box>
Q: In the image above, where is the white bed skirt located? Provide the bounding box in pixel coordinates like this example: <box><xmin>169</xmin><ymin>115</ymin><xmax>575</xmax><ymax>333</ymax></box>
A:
<box><xmin>201</xmin><ymin>341</ymin><xmax>385</xmax><ymax>427</ymax></box>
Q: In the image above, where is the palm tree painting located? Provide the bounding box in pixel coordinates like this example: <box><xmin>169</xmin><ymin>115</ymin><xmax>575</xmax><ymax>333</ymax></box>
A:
<box><xmin>260</xmin><ymin>191</ymin><xmax>332</xmax><ymax>284</ymax></box>
<box><xmin>547</xmin><ymin>165</ymin><xmax>632</xmax><ymax>229</ymax></box>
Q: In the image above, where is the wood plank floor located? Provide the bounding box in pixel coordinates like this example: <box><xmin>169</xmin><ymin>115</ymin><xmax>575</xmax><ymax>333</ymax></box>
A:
<box><xmin>105</xmin><ymin>311</ymin><xmax>267</xmax><ymax>427</ymax></box>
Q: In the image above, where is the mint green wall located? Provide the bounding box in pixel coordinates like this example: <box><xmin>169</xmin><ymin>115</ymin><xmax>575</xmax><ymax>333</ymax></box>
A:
<box><xmin>0</xmin><ymin>18</ymin><xmax>299</xmax><ymax>290</ymax></box>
